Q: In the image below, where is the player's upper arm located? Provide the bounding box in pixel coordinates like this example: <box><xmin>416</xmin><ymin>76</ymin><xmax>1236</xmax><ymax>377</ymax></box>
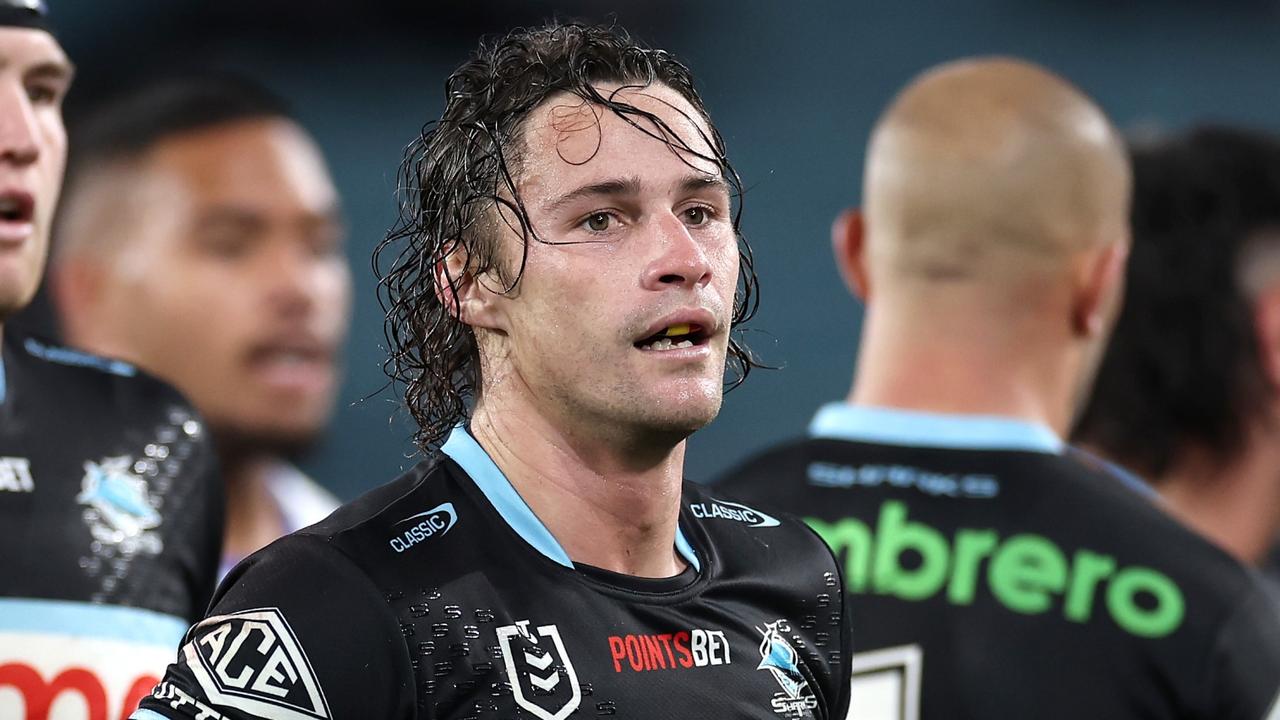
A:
<box><xmin>185</xmin><ymin>422</ymin><xmax>225</xmax><ymax>621</ymax></box>
<box><xmin>1209</xmin><ymin>582</ymin><xmax>1280</xmax><ymax>720</ymax></box>
<box><xmin>134</xmin><ymin>534</ymin><xmax>414</xmax><ymax>720</ymax></box>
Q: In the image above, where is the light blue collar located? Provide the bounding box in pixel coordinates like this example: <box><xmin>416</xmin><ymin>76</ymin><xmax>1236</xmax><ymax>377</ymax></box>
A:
<box><xmin>440</xmin><ymin>428</ymin><xmax>700</xmax><ymax>572</ymax></box>
<box><xmin>0</xmin><ymin>356</ymin><xmax>6</xmax><ymax>405</ymax></box>
<box><xmin>808</xmin><ymin>402</ymin><xmax>1064</xmax><ymax>454</ymax></box>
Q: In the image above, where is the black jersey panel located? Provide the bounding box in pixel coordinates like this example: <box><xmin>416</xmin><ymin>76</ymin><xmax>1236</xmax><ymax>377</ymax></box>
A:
<box><xmin>140</xmin><ymin>430</ymin><xmax>851</xmax><ymax>720</ymax></box>
<box><xmin>1</xmin><ymin>332</ymin><xmax>224</xmax><ymax>720</ymax></box>
<box><xmin>716</xmin><ymin>421</ymin><xmax>1280</xmax><ymax>720</ymax></box>
<box><xmin>144</xmin><ymin>534</ymin><xmax>414</xmax><ymax>720</ymax></box>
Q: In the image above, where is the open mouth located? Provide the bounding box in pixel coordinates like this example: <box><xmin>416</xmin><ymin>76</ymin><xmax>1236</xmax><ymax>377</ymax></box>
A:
<box><xmin>0</xmin><ymin>192</ymin><xmax>34</xmax><ymax>223</ymax></box>
<box><xmin>634</xmin><ymin>323</ymin><xmax>711</xmax><ymax>352</ymax></box>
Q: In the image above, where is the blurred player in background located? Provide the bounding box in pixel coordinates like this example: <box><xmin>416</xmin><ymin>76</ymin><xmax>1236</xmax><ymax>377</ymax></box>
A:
<box><xmin>717</xmin><ymin>58</ymin><xmax>1280</xmax><ymax>719</ymax></box>
<box><xmin>1074</xmin><ymin>127</ymin><xmax>1280</xmax><ymax>567</ymax></box>
<box><xmin>50</xmin><ymin>74</ymin><xmax>349</xmax><ymax>578</ymax></box>
<box><xmin>0</xmin><ymin>3</ymin><xmax>223</xmax><ymax>718</ymax></box>
<box><xmin>136</xmin><ymin>22</ymin><xmax>850</xmax><ymax>720</ymax></box>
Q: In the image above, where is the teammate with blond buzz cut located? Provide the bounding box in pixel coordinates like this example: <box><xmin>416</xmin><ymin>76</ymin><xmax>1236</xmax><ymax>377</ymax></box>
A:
<box><xmin>137</xmin><ymin>22</ymin><xmax>850</xmax><ymax>720</ymax></box>
<box><xmin>718</xmin><ymin>58</ymin><xmax>1280</xmax><ymax>719</ymax></box>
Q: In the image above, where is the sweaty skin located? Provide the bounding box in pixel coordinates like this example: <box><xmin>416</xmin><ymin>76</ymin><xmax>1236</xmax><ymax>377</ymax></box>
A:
<box><xmin>842</xmin><ymin>58</ymin><xmax>1132</xmax><ymax>436</ymax></box>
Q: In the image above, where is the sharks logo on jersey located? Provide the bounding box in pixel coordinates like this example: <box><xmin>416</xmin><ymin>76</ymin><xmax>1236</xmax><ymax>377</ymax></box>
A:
<box><xmin>757</xmin><ymin>620</ymin><xmax>819</xmax><ymax>718</ymax></box>
<box><xmin>77</xmin><ymin>456</ymin><xmax>163</xmax><ymax>555</ymax></box>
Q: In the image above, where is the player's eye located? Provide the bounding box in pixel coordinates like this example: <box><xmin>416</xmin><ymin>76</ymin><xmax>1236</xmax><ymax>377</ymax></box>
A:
<box><xmin>683</xmin><ymin>206</ymin><xmax>711</xmax><ymax>226</ymax></box>
<box><xmin>26</xmin><ymin>83</ymin><xmax>57</xmax><ymax>105</ymax></box>
<box><xmin>583</xmin><ymin>212</ymin><xmax>612</xmax><ymax>232</ymax></box>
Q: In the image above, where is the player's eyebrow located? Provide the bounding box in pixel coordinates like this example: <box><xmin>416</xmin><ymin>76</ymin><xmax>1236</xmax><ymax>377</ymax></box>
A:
<box><xmin>28</xmin><ymin>60</ymin><xmax>73</xmax><ymax>83</ymax></box>
<box><xmin>542</xmin><ymin>176</ymin><xmax>642</xmax><ymax>215</ymax></box>
<box><xmin>680</xmin><ymin>173</ymin><xmax>731</xmax><ymax>201</ymax></box>
<box><xmin>0</xmin><ymin>56</ymin><xmax>75</xmax><ymax>83</ymax></box>
<box><xmin>542</xmin><ymin>173</ymin><xmax>729</xmax><ymax>215</ymax></box>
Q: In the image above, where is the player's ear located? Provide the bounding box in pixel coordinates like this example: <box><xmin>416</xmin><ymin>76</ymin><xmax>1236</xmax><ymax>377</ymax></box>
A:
<box><xmin>1072</xmin><ymin>238</ymin><xmax>1130</xmax><ymax>338</ymax></box>
<box><xmin>434</xmin><ymin>241</ymin><xmax>507</xmax><ymax>332</ymax></box>
<box><xmin>1252</xmin><ymin>286</ymin><xmax>1280</xmax><ymax>394</ymax></box>
<box><xmin>832</xmin><ymin>208</ymin><xmax>871</xmax><ymax>301</ymax></box>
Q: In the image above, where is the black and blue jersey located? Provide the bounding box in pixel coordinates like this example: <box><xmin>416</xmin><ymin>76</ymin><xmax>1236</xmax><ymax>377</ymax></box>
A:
<box><xmin>716</xmin><ymin>403</ymin><xmax>1280</xmax><ymax>720</ymax></box>
<box><xmin>136</xmin><ymin>428</ymin><xmax>851</xmax><ymax>720</ymax></box>
<box><xmin>0</xmin><ymin>332</ymin><xmax>223</xmax><ymax>720</ymax></box>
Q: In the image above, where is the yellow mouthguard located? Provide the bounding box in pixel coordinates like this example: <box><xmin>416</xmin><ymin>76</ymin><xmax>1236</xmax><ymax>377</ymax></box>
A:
<box><xmin>663</xmin><ymin>324</ymin><xmax>693</xmax><ymax>338</ymax></box>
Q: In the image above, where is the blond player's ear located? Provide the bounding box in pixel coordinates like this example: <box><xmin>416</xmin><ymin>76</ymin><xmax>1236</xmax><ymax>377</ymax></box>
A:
<box><xmin>832</xmin><ymin>208</ymin><xmax>871</xmax><ymax>302</ymax></box>
<box><xmin>1073</xmin><ymin>240</ymin><xmax>1130</xmax><ymax>338</ymax></box>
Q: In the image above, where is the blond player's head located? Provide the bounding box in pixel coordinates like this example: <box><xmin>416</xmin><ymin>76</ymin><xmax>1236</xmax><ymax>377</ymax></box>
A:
<box><xmin>835</xmin><ymin>58</ymin><xmax>1131</xmax><ymax>416</ymax></box>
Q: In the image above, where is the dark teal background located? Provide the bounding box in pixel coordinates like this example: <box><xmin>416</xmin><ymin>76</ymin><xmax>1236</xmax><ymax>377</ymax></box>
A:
<box><xmin>37</xmin><ymin>1</ymin><xmax>1280</xmax><ymax>498</ymax></box>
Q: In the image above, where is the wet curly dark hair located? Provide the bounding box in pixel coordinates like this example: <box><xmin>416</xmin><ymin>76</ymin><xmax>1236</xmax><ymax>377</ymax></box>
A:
<box><xmin>375</xmin><ymin>22</ymin><xmax>762</xmax><ymax>451</ymax></box>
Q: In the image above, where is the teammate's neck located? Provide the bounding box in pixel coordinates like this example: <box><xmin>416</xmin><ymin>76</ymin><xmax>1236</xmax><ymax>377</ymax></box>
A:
<box><xmin>221</xmin><ymin>452</ymin><xmax>288</xmax><ymax>563</ymax></box>
<box><xmin>1158</xmin><ymin>432</ymin><xmax>1280</xmax><ymax>565</ymax></box>
<box><xmin>848</xmin><ymin>301</ymin><xmax>1077</xmax><ymax>436</ymax></box>
<box><xmin>470</xmin><ymin>399</ymin><xmax>688</xmax><ymax>579</ymax></box>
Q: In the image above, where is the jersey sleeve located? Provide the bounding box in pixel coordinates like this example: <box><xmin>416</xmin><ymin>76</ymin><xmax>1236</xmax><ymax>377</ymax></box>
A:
<box><xmin>181</xmin><ymin>422</ymin><xmax>224</xmax><ymax>622</ymax></box>
<box><xmin>120</xmin><ymin>369</ymin><xmax>227</xmax><ymax>624</ymax></box>
<box><xmin>803</xmin><ymin>519</ymin><xmax>854</xmax><ymax>720</ymax></box>
<box><xmin>1210</xmin><ymin>583</ymin><xmax>1280</xmax><ymax>720</ymax></box>
<box><xmin>134</xmin><ymin>534</ymin><xmax>414</xmax><ymax>720</ymax></box>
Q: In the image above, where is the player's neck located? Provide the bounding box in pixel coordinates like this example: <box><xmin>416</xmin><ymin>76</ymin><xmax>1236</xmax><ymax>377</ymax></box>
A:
<box><xmin>470</xmin><ymin>398</ymin><xmax>688</xmax><ymax>579</ymax></box>
<box><xmin>1158</xmin><ymin>432</ymin><xmax>1280</xmax><ymax>565</ymax></box>
<box><xmin>849</xmin><ymin>302</ymin><xmax>1075</xmax><ymax>436</ymax></box>
<box><xmin>221</xmin><ymin>453</ymin><xmax>288</xmax><ymax>562</ymax></box>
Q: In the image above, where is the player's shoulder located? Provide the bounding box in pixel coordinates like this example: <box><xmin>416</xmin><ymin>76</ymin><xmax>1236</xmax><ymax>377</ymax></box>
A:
<box><xmin>711</xmin><ymin>436</ymin><xmax>832</xmax><ymax>507</ymax></box>
<box><xmin>681</xmin><ymin>479</ymin><xmax>838</xmax><ymax>568</ymax></box>
<box><xmin>12</xmin><ymin>333</ymin><xmax>194</xmax><ymax>413</ymax></box>
<box><xmin>296</xmin><ymin>454</ymin><xmax>451</xmax><ymax>540</ymax></box>
<box><xmin>225</xmin><ymin>455</ymin><xmax>465</xmax><ymax>588</ymax></box>
<box><xmin>1050</xmin><ymin>450</ymin><xmax>1271</xmax><ymax>608</ymax></box>
<box><xmin>151</xmin><ymin>528</ymin><xmax>415</xmax><ymax>720</ymax></box>
<box><xmin>717</xmin><ymin>436</ymin><xmax>812</xmax><ymax>480</ymax></box>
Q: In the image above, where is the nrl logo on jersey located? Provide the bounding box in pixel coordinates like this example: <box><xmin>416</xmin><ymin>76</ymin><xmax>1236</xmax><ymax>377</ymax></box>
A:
<box><xmin>690</xmin><ymin>498</ymin><xmax>781</xmax><ymax>528</ymax></box>
<box><xmin>183</xmin><ymin>607</ymin><xmax>332</xmax><ymax>720</ymax></box>
<box><xmin>77</xmin><ymin>456</ymin><xmax>163</xmax><ymax>555</ymax></box>
<box><xmin>496</xmin><ymin>619</ymin><xmax>582</xmax><ymax>720</ymax></box>
<box><xmin>756</xmin><ymin>620</ymin><xmax>819</xmax><ymax>718</ymax></box>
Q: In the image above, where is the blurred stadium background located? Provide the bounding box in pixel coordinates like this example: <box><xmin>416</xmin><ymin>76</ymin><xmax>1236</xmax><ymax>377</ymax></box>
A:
<box><xmin>24</xmin><ymin>0</ymin><xmax>1280</xmax><ymax>499</ymax></box>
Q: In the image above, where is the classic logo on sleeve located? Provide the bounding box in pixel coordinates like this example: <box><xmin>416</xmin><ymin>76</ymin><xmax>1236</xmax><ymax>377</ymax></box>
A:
<box><xmin>757</xmin><ymin>620</ymin><xmax>819</xmax><ymax>718</ymax></box>
<box><xmin>689</xmin><ymin>498</ymin><xmax>781</xmax><ymax>528</ymax></box>
<box><xmin>182</xmin><ymin>608</ymin><xmax>331</xmax><ymax>720</ymax></box>
<box><xmin>388</xmin><ymin>502</ymin><xmax>458</xmax><ymax>553</ymax></box>
<box><xmin>496</xmin><ymin>620</ymin><xmax>581</xmax><ymax>720</ymax></box>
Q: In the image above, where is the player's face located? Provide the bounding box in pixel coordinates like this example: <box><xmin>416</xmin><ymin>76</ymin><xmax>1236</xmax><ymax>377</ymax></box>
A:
<box><xmin>0</xmin><ymin>28</ymin><xmax>69</xmax><ymax>322</ymax></box>
<box><xmin>97</xmin><ymin>119</ymin><xmax>351</xmax><ymax>448</ymax></box>
<box><xmin>486</xmin><ymin>84</ymin><xmax>739</xmax><ymax>440</ymax></box>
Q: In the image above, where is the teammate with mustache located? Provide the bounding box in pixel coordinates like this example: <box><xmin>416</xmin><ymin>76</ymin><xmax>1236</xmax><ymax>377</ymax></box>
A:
<box><xmin>50</xmin><ymin>74</ymin><xmax>349</xmax><ymax>580</ymax></box>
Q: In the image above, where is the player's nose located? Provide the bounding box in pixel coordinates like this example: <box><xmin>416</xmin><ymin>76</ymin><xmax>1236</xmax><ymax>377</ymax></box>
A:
<box><xmin>641</xmin><ymin>212</ymin><xmax>712</xmax><ymax>291</ymax></box>
<box><xmin>0</xmin><ymin>82</ymin><xmax>41</xmax><ymax>167</ymax></box>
